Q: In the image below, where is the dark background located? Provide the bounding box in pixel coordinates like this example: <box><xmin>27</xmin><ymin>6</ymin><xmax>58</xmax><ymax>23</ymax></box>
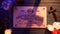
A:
<box><xmin>0</xmin><ymin>0</ymin><xmax>60</xmax><ymax>34</ymax></box>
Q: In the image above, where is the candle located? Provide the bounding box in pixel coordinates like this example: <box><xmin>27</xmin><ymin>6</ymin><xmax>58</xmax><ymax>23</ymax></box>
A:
<box><xmin>4</xmin><ymin>29</ymin><xmax>12</xmax><ymax>34</ymax></box>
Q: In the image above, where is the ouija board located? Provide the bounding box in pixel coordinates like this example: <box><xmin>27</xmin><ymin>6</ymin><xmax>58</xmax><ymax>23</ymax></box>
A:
<box><xmin>13</xmin><ymin>6</ymin><xmax>47</xmax><ymax>28</ymax></box>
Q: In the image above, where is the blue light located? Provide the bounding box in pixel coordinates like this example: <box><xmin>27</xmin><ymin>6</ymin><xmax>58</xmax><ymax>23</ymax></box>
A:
<box><xmin>2</xmin><ymin>0</ymin><xmax>16</xmax><ymax>10</ymax></box>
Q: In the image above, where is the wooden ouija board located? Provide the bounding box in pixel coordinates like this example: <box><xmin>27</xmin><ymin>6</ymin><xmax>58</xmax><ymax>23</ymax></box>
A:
<box><xmin>13</xmin><ymin>6</ymin><xmax>47</xmax><ymax>28</ymax></box>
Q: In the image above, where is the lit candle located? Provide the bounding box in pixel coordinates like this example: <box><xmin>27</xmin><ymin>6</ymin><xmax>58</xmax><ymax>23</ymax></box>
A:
<box><xmin>4</xmin><ymin>29</ymin><xmax>12</xmax><ymax>34</ymax></box>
